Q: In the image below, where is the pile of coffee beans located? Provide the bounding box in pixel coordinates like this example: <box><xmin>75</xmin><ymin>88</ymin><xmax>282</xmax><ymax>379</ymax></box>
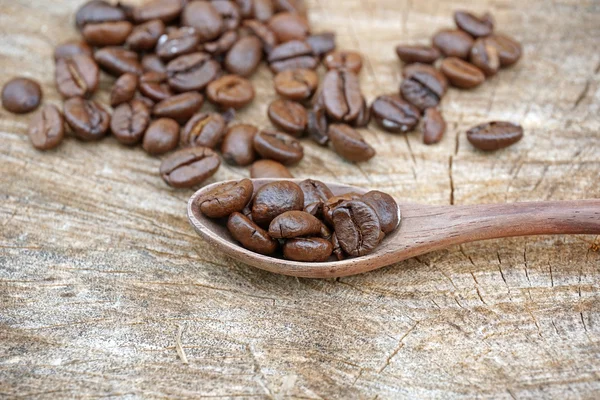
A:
<box><xmin>195</xmin><ymin>178</ymin><xmax>399</xmax><ymax>261</ymax></box>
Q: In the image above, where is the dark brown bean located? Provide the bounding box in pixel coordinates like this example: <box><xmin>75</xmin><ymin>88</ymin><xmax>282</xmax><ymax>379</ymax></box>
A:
<box><xmin>269</xmin><ymin>210</ymin><xmax>323</xmax><ymax>239</ymax></box>
<box><xmin>203</xmin><ymin>30</ymin><xmax>239</xmax><ymax>56</ymax></box>
<box><xmin>94</xmin><ymin>47</ymin><xmax>143</xmax><ymax>76</ymax></box>
<box><xmin>273</xmin><ymin>68</ymin><xmax>318</xmax><ymax>101</ymax></box>
<box><xmin>139</xmin><ymin>72</ymin><xmax>173</xmax><ymax>102</ymax></box>
<box><xmin>486</xmin><ymin>34</ymin><xmax>522</xmax><ymax>67</ymax></box>
<box><xmin>251</xmin><ymin>181</ymin><xmax>304</xmax><ymax>226</ymax></box>
<box><xmin>324</xmin><ymin>51</ymin><xmax>362</xmax><ymax>73</ymax></box>
<box><xmin>283</xmin><ymin>238</ymin><xmax>333</xmax><ymax>262</ymax></box>
<box><xmin>333</xmin><ymin>200</ymin><xmax>384</xmax><ymax>257</ymax></box>
<box><xmin>181</xmin><ymin>112</ymin><xmax>227</xmax><ymax>149</ymax></box>
<box><xmin>55</xmin><ymin>54</ymin><xmax>99</xmax><ymax>99</ymax></box>
<box><xmin>299</xmin><ymin>179</ymin><xmax>333</xmax><ymax>208</ymax></box>
<box><xmin>153</xmin><ymin>92</ymin><xmax>204</xmax><ymax>123</ymax></box>
<box><xmin>306</xmin><ymin>32</ymin><xmax>335</xmax><ymax>58</ymax></box>
<box><xmin>322</xmin><ymin>70</ymin><xmax>362</xmax><ymax>122</ymax></box>
<box><xmin>110</xmin><ymin>73</ymin><xmax>138</xmax><ymax>107</ymax></box>
<box><xmin>268</xmin><ymin>40</ymin><xmax>318</xmax><ymax>73</ymax></box>
<box><xmin>222</xmin><ymin>124</ymin><xmax>258</xmax><ymax>166</ymax></box>
<box><xmin>440</xmin><ymin>57</ymin><xmax>485</xmax><ymax>89</ymax></box>
<box><xmin>63</xmin><ymin>97</ymin><xmax>110</xmax><ymax>141</ymax></box>
<box><xmin>206</xmin><ymin>75</ymin><xmax>255</xmax><ymax>109</ymax></box>
<box><xmin>267</xmin><ymin>99</ymin><xmax>307</xmax><ymax>136</ymax></box>
<box><xmin>243</xmin><ymin>19</ymin><xmax>278</xmax><ymax>53</ymax></box>
<box><xmin>76</xmin><ymin>0</ymin><xmax>126</xmax><ymax>29</ymax></box>
<box><xmin>166</xmin><ymin>52</ymin><xmax>221</xmax><ymax>92</ymax></box>
<box><xmin>470</xmin><ymin>38</ymin><xmax>500</xmax><ymax>77</ymax></box>
<box><xmin>400</xmin><ymin>63</ymin><xmax>448</xmax><ymax>111</ymax></box>
<box><xmin>307</xmin><ymin>106</ymin><xmax>329</xmax><ymax>145</ymax></box>
<box><xmin>160</xmin><ymin>147</ymin><xmax>221</xmax><ymax>188</ymax></box>
<box><xmin>156</xmin><ymin>27</ymin><xmax>200</xmax><ymax>60</ymax></box>
<box><xmin>361</xmin><ymin>191</ymin><xmax>399</xmax><ymax>234</ymax></box>
<box><xmin>268</xmin><ymin>12</ymin><xmax>309</xmax><ymax>43</ymax></box>
<box><xmin>225</xmin><ymin>36</ymin><xmax>263</xmax><ymax>77</ymax></box>
<box><xmin>466</xmin><ymin>121</ymin><xmax>523</xmax><ymax>151</ymax></box>
<box><xmin>454</xmin><ymin>10</ymin><xmax>494</xmax><ymax>38</ymax></box>
<box><xmin>422</xmin><ymin>108</ymin><xmax>446</xmax><ymax>145</ymax></box>
<box><xmin>274</xmin><ymin>0</ymin><xmax>307</xmax><ymax>16</ymax></box>
<box><xmin>110</xmin><ymin>99</ymin><xmax>150</xmax><ymax>145</ymax></box>
<box><xmin>250</xmin><ymin>159</ymin><xmax>293</xmax><ymax>178</ymax></box>
<box><xmin>322</xmin><ymin>192</ymin><xmax>361</xmax><ymax>227</ymax></box>
<box><xmin>143</xmin><ymin>118</ymin><xmax>180</xmax><ymax>155</ymax></box>
<box><xmin>28</xmin><ymin>105</ymin><xmax>64</xmax><ymax>150</ymax></box>
<box><xmin>371</xmin><ymin>94</ymin><xmax>420</xmax><ymax>133</ymax></box>
<box><xmin>142</xmin><ymin>54</ymin><xmax>167</xmax><ymax>74</ymax></box>
<box><xmin>395</xmin><ymin>45</ymin><xmax>440</xmax><ymax>64</ymax></box>
<box><xmin>126</xmin><ymin>19</ymin><xmax>165</xmax><ymax>51</ymax></box>
<box><xmin>2</xmin><ymin>77</ymin><xmax>42</xmax><ymax>114</ymax></box>
<box><xmin>181</xmin><ymin>1</ymin><xmax>223</xmax><ymax>42</ymax></box>
<box><xmin>212</xmin><ymin>0</ymin><xmax>242</xmax><ymax>30</ymax></box>
<box><xmin>196</xmin><ymin>179</ymin><xmax>254</xmax><ymax>218</ymax></box>
<box><xmin>328</xmin><ymin>124</ymin><xmax>375</xmax><ymax>163</ymax></box>
<box><xmin>133</xmin><ymin>0</ymin><xmax>183</xmax><ymax>24</ymax></box>
<box><xmin>227</xmin><ymin>212</ymin><xmax>278</xmax><ymax>255</ymax></box>
<box><xmin>432</xmin><ymin>29</ymin><xmax>474</xmax><ymax>59</ymax></box>
<box><xmin>54</xmin><ymin>40</ymin><xmax>93</xmax><ymax>61</ymax></box>
<box><xmin>82</xmin><ymin>21</ymin><xmax>133</xmax><ymax>47</ymax></box>
<box><xmin>253</xmin><ymin>130</ymin><xmax>304</xmax><ymax>165</ymax></box>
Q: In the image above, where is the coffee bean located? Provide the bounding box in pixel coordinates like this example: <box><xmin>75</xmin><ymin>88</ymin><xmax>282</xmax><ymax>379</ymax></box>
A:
<box><xmin>153</xmin><ymin>92</ymin><xmax>204</xmax><ymax>123</ymax></box>
<box><xmin>28</xmin><ymin>105</ymin><xmax>64</xmax><ymax>150</ymax></box>
<box><xmin>273</xmin><ymin>68</ymin><xmax>318</xmax><ymax>101</ymax></box>
<box><xmin>361</xmin><ymin>191</ymin><xmax>399</xmax><ymax>233</ymax></box>
<box><xmin>181</xmin><ymin>1</ymin><xmax>223</xmax><ymax>42</ymax></box>
<box><xmin>283</xmin><ymin>238</ymin><xmax>333</xmax><ymax>262</ymax></box>
<box><xmin>222</xmin><ymin>124</ymin><xmax>258</xmax><ymax>166</ymax></box>
<box><xmin>243</xmin><ymin>20</ymin><xmax>279</xmax><ymax>53</ymax></box>
<box><xmin>139</xmin><ymin>72</ymin><xmax>173</xmax><ymax>102</ymax></box>
<box><xmin>156</xmin><ymin>27</ymin><xmax>200</xmax><ymax>60</ymax></box>
<box><xmin>268</xmin><ymin>12</ymin><xmax>309</xmax><ymax>43</ymax></box>
<box><xmin>94</xmin><ymin>47</ymin><xmax>143</xmax><ymax>76</ymax></box>
<box><xmin>126</xmin><ymin>20</ymin><xmax>165</xmax><ymax>51</ymax></box>
<box><xmin>111</xmin><ymin>99</ymin><xmax>150</xmax><ymax>145</ymax></box>
<box><xmin>142</xmin><ymin>54</ymin><xmax>167</xmax><ymax>73</ymax></box>
<box><xmin>322</xmin><ymin>192</ymin><xmax>361</xmax><ymax>227</ymax></box>
<box><xmin>333</xmin><ymin>200</ymin><xmax>384</xmax><ymax>257</ymax></box>
<box><xmin>253</xmin><ymin>130</ymin><xmax>304</xmax><ymax>165</ymax></box>
<box><xmin>400</xmin><ymin>63</ymin><xmax>447</xmax><ymax>111</ymax></box>
<box><xmin>306</xmin><ymin>32</ymin><xmax>336</xmax><ymax>58</ymax></box>
<box><xmin>143</xmin><ymin>118</ymin><xmax>180</xmax><ymax>155</ymax></box>
<box><xmin>268</xmin><ymin>40</ymin><xmax>318</xmax><ymax>73</ymax></box>
<box><xmin>206</xmin><ymin>75</ymin><xmax>255</xmax><ymax>109</ymax></box>
<box><xmin>299</xmin><ymin>179</ymin><xmax>333</xmax><ymax>208</ymax></box>
<box><xmin>395</xmin><ymin>45</ymin><xmax>440</xmax><ymax>64</ymax></box>
<box><xmin>307</xmin><ymin>106</ymin><xmax>329</xmax><ymax>145</ymax></box>
<box><xmin>324</xmin><ymin>51</ymin><xmax>363</xmax><ymax>73</ymax></box>
<box><xmin>227</xmin><ymin>212</ymin><xmax>278</xmax><ymax>255</ymax></box>
<box><xmin>274</xmin><ymin>0</ymin><xmax>307</xmax><ymax>16</ymax></box>
<box><xmin>196</xmin><ymin>179</ymin><xmax>254</xmax><ymax>218</ymax></box>
<box><xmin>267</xmin><ymin>99</ymin><xmax>307</xmax><ymax>136</ymax></box>
<box><xmin>251</xmin><ymin>181</ymin><xmax>304</xmax><ymax>226</ymax></box>
<box><xmin>470</xmin><ymin>38</ymin><xmax>500</xmax><ymax>77</ymax></box>
<box><xmin>466</xmin><ymin>121</ymin><xmax>523</xmax><ymax>151</ymax></box>
<box><xmin>486</xmin><ymin>34</ymin><xmax>522</xmax><ymax>67</ymax></box>
<box><xmin>63</xmin><ymin>97</ymin><xmax>110</xmax><ymax>141</ymax></box>
<box><xmin>371</xmin><ymin>94</ymin><xmax>420</xmax><ymax>133</ymax></box>
<box><xmin>133</xmin><ymin>0</ymin><xmax>183</xmax><ymax>24</ymax></box>
<box><xmin>212</xmin><ymin>0</ymin><xmax>242</xmax><ymax>30</ymax></box>
<box><xmin>322</xmin><ymin>70</ymin><xmax>362</xmax><ymax>122</ymax></box>
<box><xmin>252</xmin><ymin>0</ymin><xmax>275</xmax><ymax>21</ymax></box>
<box><xmin>352</xmin><ymin>96</ymin><xmax>371</xmax><ymax>127</ymax></box>
<box><xmin>328</xmin><ymin>124</ymin><xmax>375</xmax><ymax>163</ymax></box>
<box><xmin>55</xmin><ymin>54</ymin><xmax>99</xmax><ymax>99</ymax></box>
<box><xmin>110</xmin><ymin>73</ymin><xmax>138</xmax><ymax>107</ymax></box>
<box><xmin>269</xmin><ymin>210</ymin><xmax>323</xmax><ymax>238</ymax></box>
<box><xmin>203</xmin><ymin>30</ymin><xmax>239</xmax><ymax>56</ymax></box>
<box><xmin>82</xmin><ymin>21</ymin><xmax>133</xmax><ymax>47</ymax></box>
<box><xmin>250</xmin><ymin>159</ymin><xmax>293</xmax><ymax>178</ymax></box>
<box><xmin>76</xmin><ymin>0</ymin><xmax>126</xmax><ymax>29</ymax></box>
<box><xmin>225</xmin><ymin>36</ymin><xmax>263</xmax><ymax>77</ymax></box>
<box><xmin>181</xmin><ymin>112</ymin><xmax>227</xmax><ymax>149</ymax></box>
<box><xmin>432</xmin><ymin>29</ymin><xmax>474</xmax><ymax>59</ymax></box>
<box><xmin>160</xmin><ymin>146</ymin><xmax>221</xmax><ymax>188</ymax></box>
<box><xmin>166</xmin><ymin>52</ymin><xmax>221</xmax><ymax>92</ymax></box>
<box><xmin>440</xmin><ymin>57</ymin><xmax>485</xmax><ymax>89</ymax></box>
<box><xmin>54</xmin><ymin>40</ymin><xmax>93</xmax><ymax>61</ymax></box>
<box><xmin>1</xmin><ymin>77</ymin><xmax>42</xmax><ymax>114</ymax></box>
<box><xmin>422</xmin><ymin>108</ymin><xmax>446</xmax><ymax>145</ymax></box>
<box><xmin>454</xmin><ymin>10</ymin><xmax>494</xmax><ymax>38</ymax></box>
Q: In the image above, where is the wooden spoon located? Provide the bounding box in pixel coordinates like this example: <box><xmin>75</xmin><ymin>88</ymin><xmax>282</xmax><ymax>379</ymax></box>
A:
<box><xmin>188</xmin><ymin>179</ymin><xmax>600</xmax><ymax>278</ymax></box>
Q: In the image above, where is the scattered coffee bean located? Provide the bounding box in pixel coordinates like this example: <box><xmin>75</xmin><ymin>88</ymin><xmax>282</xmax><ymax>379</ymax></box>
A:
<box><xmin>224</xmin><ymin>36</ymin><xmax>263</xmax><ymax>77</ymax></box>
<box><xmin>299</xmin><ymin>179</ymin><xmax>333</xmax><ymax>209</ymax></box>
<box><xmin>160</xmin><ymin>146</ymin><xmax>221</xmax><ymax>188</ymax></box>
<box><xmin>328</xmin><ymin>124</ymin><xmax>375</xmax><ymax>163</ymax></box>
<box><xmin>422</xmin><ymin>108</ymin><xmax>446</xmax><ymax>145</ymax></box>
<box><xmin>126</xmin><ymin>19</ymin><xmax>165</xmax><ymax>51</ymax></box>
<box><xmin>322</xmin><ymin>69</ymin><xmax>362</xmax><ymax>122</ymax></box>
<box><xmin>432</xmin><ymin>29</ymin><xmax>474</xmax><ymax>59</ymax></box>
<box><xmin>227</xmin><ymin>212</ymin><xmax>278</xmax><ymax>255</ymax></box>
<box><xmin>212</xmin><ymin>0</ymin><xmax>242</xmax><ymax>30</ymax></box>
<box><xmin>400</xmin><ymin>63</ymin><xmax>448</xmax><ymax>111</ymax></box>
<box><xmin>63</xmin><ymin>97</ymin><xmax>111</xmax><ymax>141</ymax></box>
<box><xmin>139</xmin><ymin>72</ymin><xmax>173</xmax><ymax>102</ymax></box>
<box><xmin>306</xmin><ymin>32</ymin><xmax>336</xmax><ymax>58</ymax></box>
<box><xmin>243</xmin><ymin>19</ymin><xmax>279</xmax><ymax>53</ymax></box>
<box><xmin>371</xmin><ymin>94</ymin><xmax>420</xmax><ymax>133</ymax></box>
<box><xmin>156</xmin><ymin>27</ymin><xmax>200</xmax><ymax>60</ymax></box>
<box><xmin>324</xmin><ymin>51</ymin><xmax>363</xmax><ymax>74</ymax></box>
<box><xmin>333</xmin><ymin>200</ymin><xmax>384</xmax><ymax>257</ymax></box>
<box><xmin>153</xmin><ymin>92</ymin><xmax>204</xmax><ymax>123</ymax></box>
<box><xmin>166</xmin><ymin>52</ymin><xmax>221</xmax><ymax>92</ymax></box>
<box><xmin>221</xmin><ymin>124</ymin><xmax>258</xmax><ymax>166</ymax></box>
<box><xmin>253</xmin><ymin>130</ymin><xmax>304</xmax><ymax>165</ymax></box>
<box><xmin>181</xmin><ymin>1</ymin><xmax>223</xmax><ymax>42</ymax></box>
<box><xmin>486</xmin><ymin>34</ymin><xmax>522</xmax><ymax>67</ymax></box>
<box><xmin>273</xmin><ymin>68</ymin><xmax>318</xmax><ymax>101</ymax></box>
<box><xmin>54</xmin><ymin>40</ymin><xmax>93</xmax><ymax>61</ymax></box>
<box><xmin>470</xmin><ymin>38</ymin><xmax>500</xmax><ymax>76</ymax></box>
<box><xmin>269</xmin><ymin>211</ymin><xmax>323</xmax><ymax>239</ymax></box>
<box><xmin>2</xmin><ymin>77</ymin><xmax>42</xmax><ymax>114</ymax></box>
<box><xmin>268</xmin><ymin>12</ymin><xmax>310</xmax><ymax>43</ymax></box>
<box><xmin>267</xmin><ymin>99</ymin><xmax>307</xmax><ymax>136</ymax></box>
<box><xmin>283</xmin><ymin>238</ymin><xmax>333</xmax><ymax>261</ymax></box>
<box><xmin>181</xmin><ymin>112</ymin><xmax>227</xmax><ymax>149</ymax></box>
<box><xmin>204</xmin><ymin>30</ymin><xmax>239</xmax><ymax>56</ymax></box>
<box><xmin>143</xmin><ymin>118</ymin><xmax>180</xmax><ymax>155</ymax></box>
<box><xmin>250</xmin><ymin>159</ymin><xmax>293</xmax><ymax>178</ymax></box>
<box><xmin>206</xmin><ymin>75</ymin><xmax>255</xmax><ymax>109</ymax></box>
<box><xmin>196</xmin><ymin>179</ymin><xmax>254</xmax><ymax>218</ymax></box>
<box><xmin>28</xmin><ymin>105</ymin><xmax>64</xmax><ymax>150</ymax></box>
<box><xmin>268</xmin><ymin>40</ymin><xmax>318</xmax><ymax>73</ymax></box>
<box><xmin>454</xmin><ymin>10</ymin><xmax>494</xmax><ymax>38</ymax></box>
<box><xmin>307</xmin><ymin>106</ymin><xmax>329</xmax><ymax>145</ymax></box>
<box><xmin>94</xmin><ymin>47</ymin><xmax>143</xmax><ymax>76</ymax></box>
<box><xmin>251</xmin><ymin>181</ymin><xmax>304</xmax><ymax>226</ymax></box>
<box><xmin>82</xmin><ymin>21</ymin><xmax>133</xmax><ymax>47</ymax></box>
<box><xmin>440</xmin><ymin>57</ymin><xmax>485</xmax><ymax>89</ymax></box>
<box><xmin>111</xmin><ymin>99</ymin><xmax>150</xmax><ymax>145</ymax></box>
<box><xmin>133</xmin><ymin>0</ymin><xmax>184</xmax><ymax>24</ymax></box>
<box><xmin>76</xmin><ymin>0</ymin><xmax>126</xmax><ymax>29</ymax></box>
<box><xmin>466</xmin><ymin>121</ymin><xmax>523</xmax><ymax>151</ymax></box>
<box><xmin>361</xmin><ymin>191</ymin><xmax>399</xmax><ymax>233</ymax></box>
<box><xmin>55</xmin><ymin>54</ymin><xmax>99</xmax><ymax>99</ymax></box>
<box><xmin>142</xmin><ymin>54</ymin><xmax>167</xmax><ymax>73</ymax></box>
<box><xmin>395</xmin><ymin>45</ymin><xmax>440</xmax><ymax>64</ymax></box>
<box><xmin>110</xmin><ymin>73</ymin><xmax>138</xmax><ymax>107</ymax></box>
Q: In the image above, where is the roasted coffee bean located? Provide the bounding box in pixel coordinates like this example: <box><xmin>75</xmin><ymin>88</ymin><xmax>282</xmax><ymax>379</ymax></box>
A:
<box><xmin>142</xmin><ymin>54</ymin><xmax>167</xmax><ymax>73</ymax></box>
<box><xmin>110</xmin><ymin>73</ymin><xmax>138</xmax><ymax>107</ymax></box>
<box><xmin>153</xmin><ymin>92</ymin><xmax>204</xmax><ymax>122</ymax></box>
<box><xmin>470</xmin><ymin>38</ymin><xmax>500</xmax><ymax>77</ymax></box>
<box><xmin>250</xmin><ymin>159</ymin><xmax>293</xmax><ymax>178</ymax></box>
<box><xmin>283</xmin><ymin>238</ymin><xmax>333</xmax><ymax>262</ymax></box>
<box><xmin>82</xmin><ymin>21</ymin><xmax>133</xmax><ymax>47</ymax></box>
<box><xmin>371</xmin><ymin>94</ymin><xmax>420</xmax><ymax>133</ymax></box>
<box><xmin>2</xmin><ymin>77</ymin><xmax>42</xmax><ymax>114</ymax></box>
<box><xmin>156</xmin><ymin>27</ymin><xmax>200</xmax><ymax>60</ymax></box>
<box><xmin>243</xmin><ymin>20</ymin><xmax>278</xmax><ymax>53</ymax></box>
<box><xmin>324</xmin><ymin>51</ymin><xmax>362</xmax><ymax>73</ymax></box>
<box><xmin>422</xmin><ymin>108</ymin><xmax>446</xmax><ymax>145</ymax></box>
<box><xmin>252</xmin><ymin>0</ymin><xmax>275</xmax><ymax>21</ymax></box>
<box><xmin>126</xmin><ymin>19</ymin><xmax>165</xmax><ymax>51</ymax></box>
<box><xmin>166</xmin><ymin>52</ymin><xmax>221</xmax><ymax>92</ymax></box>
<box><xmin>269</xmin><ymin>210</ymin><xmax>323</xmax><ymax>238</ymax></box>
<box><xmin>28</xmin><ymin>105</ymin><xmax>64</xmax><ymax>150</ymax></box>
<box><xmin>395</xmin><ymin>45</ymin><xmax>440</xmax><ymax>64</ymax></box>
<box><xmin>212</xmin><ymin>0</ymin><xmax>242</xmax><ymax>30</ymax></box>
<box><xmin>322</xmin><ymin>70</ymin><xmax>362</xmax><ymax>122</ymax></box>
<box><xmin>227</xmin><ymin>212</ymin><xmax>278</xmax><ymax>255</ymax></box>
<box><xmin>160</xmin><ymin>147</ymin><xmax>221</xmax><ymax>188</ymax></box>
<box><xmin>454</xmin><ymin>10</ymin><xmax>494</xmax><ymax>38</ymax></box>
<box><xmin>333</xmin><ymin>200</ymin><xmax>384</xmax><ymax>257</ymax></box>
<box><xmin>143</xmin><ymin>118</ymin><xmax>180</xmax><ymax>155</ymax></box>
<box><xmin>181</xmin><ymin>112</ymin><xmax>227</xmax><ymax>149</ymax></box>
<box><xmin>268</xmin><ymin>40</ymin><xmax>318</xmax><ymax>73</ymax></box>
<box><xmin>331</xmin><ymin>233</ymin><xmax>344</xmax><ymax>260</ymax></box>
<box><xmin>76</xmin><ymin>0</ymin><xmax>126</xmax><ymax>29</ymax></box>
<box><xmin>63</xmin><ymin>97</ymin><xmax>110</xmax><ymax>141</ymax></box>
<box><xmin>299</xmin><ymin>179</ymin><xmax>333</xmax><ymax>208</ymax></box>
<box><xmin>251</xmin><ymin>181</ymin><xmax>304</xmax><ymax>226</ymax></box>
<box><xmin>306</xmin><ymin>32</ymin><xmax>335</xmax><ymax>58</ymax></box>
<box><xmin>181</xmin><ymin>1</ymin><xmax>223</xmax><ymax>42</ymax></box>
<box><xmin>328</xmin><ymin>124</ymin><xmax>375</xmax><ymax>163</ymax></box>
<box><xmin>110</xmin><ymin>99</ymin><xmax>150</xmax><ymax>145</ymax></box>
<box><xmin>206</xmin><ymin>75</ymin><xmax>255</xmax><ymax>109</ymax></box>
<box><xmin>352</xmin><ymin>96</ymin><xmax>371</xmax><ymax>127</ymax></box>
<box><xmin>55</xmin><ymin>54</ymin><xmax>99</xmax><ymax>99</ymax></box>
<box><xmin>221</xmin><ymin>124</ymin><xmax>258</xmax><ymax>166</ymax></box>
<box><xmin>440</xmin><ymin>57</ymin><xmax>485</xmax><ymax>89</ymax></box>
<box><xmin>267</xmin><ymin>99</ymin><xmax>307</xmax><ymax>136</ymax></box>
<box><xmin>225</xmin><ymin>36</ymin><xmax>263</xmax><ymax>77</ymax></box>
<box><xmin>139</xmin><ymin>72</ymin><xmax>173</xmax><ymax>102</ymax></box>
<box><xmin>466</xmin><ymin>121</ymin><xmax>523</xmax><ymax>151</ymax></box>
<box><xmin>133</xmin><ymin>0</ymin><xmax>183</xmax><ymax>23</ymax></box>
<box><xmin>197</xmin><ymin>179</ymin><xmax>254</xmax><ymax>218</ymax></box>
<box><xmin>54</xmin><ymin>40</ymin><xmax>93</xmax><ymax>61</ymax></box>
<box><xmin>432</xmin><ymin>29</ymin><xmax>474</xmax><ymax>60</ymax></box>
<box><xmin>400</xmin><ymin>63</ymin><xmax>447</xmax><ymax>111</ymax></box>
<box><xmin>95</xmin><ymin>47</ymin><xmax>143</xmax><ymax>76</ymax></box>
<box><xmin>268</xmin><ymin>12</ymin><xmax>309</xmax><ymax>43</ymax></box>
<box><xmin>253</xmin><ymin>130</ymin><xmax>304</xmax><ymax>165</ymax></box>
<box><xmin>274</xmin><ymin>0</ymin><xmax>307</xmax><ymax>16</ymax></box>
<box><xmin>307</xmin><ymin>106</ymin><xmax>329</xmax><ymax>145</ymax></box>
<box><xmin>322</xmin><ymin>192</ymin><xmax>361</xmax><ymax>226</ymax></box>
<box><xmin>203</xmin><ymin>30</ymin><xmax>239</xmax><ymax>55</ymax></box>
<box><xmin>486</xmin><ymin>34</ymin><xmax>522</xmax><ymax>67</ymax></box>
<box><xmin>361</xmin><ymin>191</ymin><xmax>399</xmax><ymax>234</ymax></box>
<box><xmin>274</xmin><ymin>68</ymin><xmax>318</xmax><ymax>101</ymax></box>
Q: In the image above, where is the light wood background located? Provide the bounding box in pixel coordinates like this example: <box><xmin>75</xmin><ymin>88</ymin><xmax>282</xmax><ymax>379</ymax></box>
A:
<box><xmin>1</xmin><ymin>0</ymin><xmax>599</xmax><ymax>398</ymax></box>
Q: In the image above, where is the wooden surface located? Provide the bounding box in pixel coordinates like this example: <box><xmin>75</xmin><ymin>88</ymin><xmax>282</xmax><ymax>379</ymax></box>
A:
<box><xmin>1</xmin><ymin>0</ymin><xmax>599</xmax><ymax>398</ymax></box>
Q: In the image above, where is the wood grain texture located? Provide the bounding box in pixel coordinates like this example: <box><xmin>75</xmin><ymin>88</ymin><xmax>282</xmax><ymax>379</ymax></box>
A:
<box><xmin>1</xmin><ymin>0</ymin><xmax>599</xmax><ymax>398</ymax></box>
